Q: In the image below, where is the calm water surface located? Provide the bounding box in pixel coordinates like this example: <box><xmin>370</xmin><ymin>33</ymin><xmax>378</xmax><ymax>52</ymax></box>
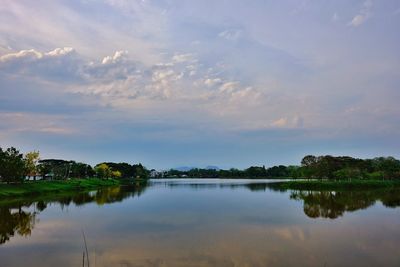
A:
<box><xmin>1</xmin><ymin>179</ymin><xmax>400</xmax><ymax>267</ymax></box>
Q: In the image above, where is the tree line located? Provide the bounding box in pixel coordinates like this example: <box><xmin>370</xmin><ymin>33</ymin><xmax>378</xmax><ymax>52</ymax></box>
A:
<box><xmin>163</xmin><ymin>165</ymin><xmax>301</xmax><ymax>179</ymax></box>
<box><xmin>300</xmin><ymin>155</ymin><xmax>400</xmax><ymax>180</ymax></box>
<box><xmin>1</xmin><ymin>145</ymin><xmax>400</xmax><ymax>183</ymax></box>
<box><xmin>0</xmin><ymin>146</ymin><xmax>149</xmax><ymax>183</ymax></box>
<box><xmin>163</xmin><ymin>155</ymin><xmax>400</xmax><ymax>180</ymax></box>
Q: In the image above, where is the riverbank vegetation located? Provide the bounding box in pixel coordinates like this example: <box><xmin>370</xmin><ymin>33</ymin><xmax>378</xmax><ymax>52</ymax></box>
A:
<box><xmin>0</xmin><ymin>146</ymin><xmax>149</xmax><ymax>198</ymax></box>
<box><xmin>0</xmin><ymin>146</ymin><xmax>149</xmax><ymax>184</ymax></box>
<box><xmin>0</xmin><ymin>179</ymin><xmax>120</xmax><ymax>198</ymax></box>
<box><xmin>163</xmin><ymin>155</ymin><xmax>400</xmax><ymax>180</ymax></box>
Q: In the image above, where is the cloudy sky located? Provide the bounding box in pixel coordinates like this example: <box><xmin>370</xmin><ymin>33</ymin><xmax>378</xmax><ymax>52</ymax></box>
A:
<box><xmin>0</xmin><ymin>0</ymin><xmax>399</xmax><ymax>169</ymax></box>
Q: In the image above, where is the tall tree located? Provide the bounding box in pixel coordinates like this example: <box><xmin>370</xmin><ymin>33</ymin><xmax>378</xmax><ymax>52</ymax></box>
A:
<box><xmin>0</xmin><ymin>147</ymin><xmax>25</xmax><ymax>184</ymax></box>
<box><xmin>38</xmin><ymin>159</ymin><xmax>70</xmax><ymax>180</ymax></box>
<box><xmin>24</xmin><ymin>151</ymin><xmax>40</xmax><ymax>181</ymax></box>
<box><xmin>95</xmin><ymin>163</ymin><xmax>112</xmax><ymax>179</ymax></box>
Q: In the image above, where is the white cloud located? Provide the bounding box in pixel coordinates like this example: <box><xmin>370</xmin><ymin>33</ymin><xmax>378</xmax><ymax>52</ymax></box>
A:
<box><xmin>0</xmin><ymin>47</ymin><xmax>82</xmax><ymax>82</ymax></box>
<box><xmin>230</xmin><ymin>86</ymin><xmax>259</xmax><ymax>100</ymax></box>
<box><xmin>349</xmin><ymin>14</ymin><xmax>367</xmax><ymax>27</ymax></box>
<box><xmin>46</xmin><ymin>47</ymin><xmax>75</xmax><ymax>57</ymax></box>
<box><xmin>0</xmin><ymin>47</ymin><xmax>75</xmax><ymax>62</ymax></box>
<box><xmin>155</xmin><ymin>62</ymin><xmax>174</xmax><ymax>67</ymax></box>
<box><xmin>218</xmin><ymin>29</ymin><xmax>242</xmax><ymax>41</ymax></box>
<box><xmin>152</xmin><ymin>69</ymin><xmax>174</xmax><ymax>82</ymax></box>
<box><xmin>0</xmin><ymin>49</ymin><xmax>42</xmax><ymax>62</ymax></box>
<box><xmin>172</xmin><ymin>53</ymin><xmax>194</xmax><ymax>63</ymax></box>
<box><xmin>0</xmin><ymin>48</ymin><xmax>137</xmax><ymax>85</ymax></box>
<box><xmin>219</xmin><ymin>81</ymin><xmax>239</xmax><ymax>93</ymax></box>
<box><xmin>349</xmin><ymin>0</ymin><xmax>372</xmax><ymax>27</ymax></box>
<box><xmin>204</xmin><ymin>78</ymin><xmax>222</xmax><ymax>87</ymax></box>
<box><xmin>0</xmin><ymin>0</ymin><xmax>165</xmax><ymax>65</ymax></box>
<box><xmin>102</xmin><ymin>50</ymin><xmax>128</xmax><ymax>64</ymax></box>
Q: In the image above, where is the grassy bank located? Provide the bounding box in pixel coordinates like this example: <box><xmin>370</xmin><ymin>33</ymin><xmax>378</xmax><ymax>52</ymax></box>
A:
<box><xmin>267</xmin><ymin>179</ymin><xmax>400</xmax><ymax>191</ymax></box>
<box><xmin>0</xmin><ymin>178</ymin><xmax>120</xmax><ymax>198</ymax></box>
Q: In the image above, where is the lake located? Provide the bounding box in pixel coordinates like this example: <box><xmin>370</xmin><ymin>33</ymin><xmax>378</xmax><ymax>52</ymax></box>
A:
<box><xmin>1</xmin><ymin>179</ymin><xmax>400</xmax><ymax>267</ymax></box>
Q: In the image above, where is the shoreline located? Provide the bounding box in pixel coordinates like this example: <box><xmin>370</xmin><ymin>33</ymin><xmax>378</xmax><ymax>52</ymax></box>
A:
<box><xmin>266</xmin><ymin>179</ymin><xmax>400</xmax><ymax>191</ymax></box>
<box><xmin>0</xmin><ymin>178</ymin><xmax>121</xmax><ymax>199</ymax></box>
<box><xmin>1</xmin><ymin>178</ymin><xmax>400</xmax><ymax>202</ymax></box>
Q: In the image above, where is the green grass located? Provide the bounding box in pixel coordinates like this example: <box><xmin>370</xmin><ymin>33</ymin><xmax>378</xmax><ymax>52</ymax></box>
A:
<box><xmin>267</xmin><ymin>179</ymin><xmax>400</xmax><ymax>191</ymax></box>
<box><xmin>0</xmin><ymin>178</ymin><xmax>120</xmax><ymax>198</ymax></box>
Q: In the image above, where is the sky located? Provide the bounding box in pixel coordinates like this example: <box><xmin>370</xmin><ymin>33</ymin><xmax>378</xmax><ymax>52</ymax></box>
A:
<box><xmin>0</xmin><ymin>0</ymin><xmax>399</xmax><ymax>169</ymax></box>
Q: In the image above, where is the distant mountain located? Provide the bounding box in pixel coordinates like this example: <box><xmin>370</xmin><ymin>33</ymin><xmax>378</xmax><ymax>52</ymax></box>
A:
<box><xmin>205</xmin><ymin>165</ymin><xmax>220</xmax><ymax>170</ymax></box>
<box><xmin>173</xmin><ymin>166</ymin><xmax>196</xmax><ymax>171</ymax></box>
<box><xmin>172</xmin><ymin>166</ymin><xmax>220</xmax><ymax>171</ymax></box>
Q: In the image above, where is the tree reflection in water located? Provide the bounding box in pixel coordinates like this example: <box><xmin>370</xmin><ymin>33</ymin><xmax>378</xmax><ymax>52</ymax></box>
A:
<box><xmin>0</xmin><ymin>181</ymin><xmax>148</xmax><ymax>245</ymax></box>
<box><xmin>287</xmin><ymin>189</ymin><xmax>400</xmax><ymax>219</ymax></box>
<box><xmin>0</xmin><ymin>206</ymin><xmax>36</xmax><ymax>244</ymax></box>
<box><xmin>242</xmin><ymin>182</ymin><xmax>400</xmax><ymax>219</ymax></box>
<box><xmin>2</xmin><ymin>180</ymin><xmax>400</xmax><ymax>245</ymax></box>
<box><xmin>162</xmin><ymin>181</ymin><xmax>400</xmax><ymax>219</ymax></box>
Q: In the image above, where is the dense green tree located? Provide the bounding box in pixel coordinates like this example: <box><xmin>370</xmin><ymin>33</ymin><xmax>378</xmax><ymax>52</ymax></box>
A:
<box><xmin>95</xmin><ymin>163</ymin><xmax>112</xmax><ymax>179</ymax></box>
<box><xmin>374</xmin><ymin>157</ymin><xmax>400</xmax><ymax>179</ymax></box>
<box><xmin>0</xmin><ymin>147</ymin><xmax>25</xmax><ymax>183</ymax></box>
<box><xmin>245</xmin><ymin>166</ymin><xmax>267</xmax><ymax>178</ymax></box>
<box><xmin>99</xmin><ymin>162</ymin><xmax>134</xmax><ymax>178</ymax></box>
<box><xmin>297</xmin><ymin>155</ymin><xmax>400</xmax><ymax>180</ymax></box>
<box><xmin>286</xmin><ymin>165</ymin><xmax>302</xmax><ymax>178</ymax></box>
<box><xmin>38</xmin><ymin>159</ymin><xmax>71</xmax><ymax>180</ymax></box>
<box><xmin>37</xmin><ymin>159</ymin><xmax>95</xmax><ymax>180</ymax></box>
<box><xmin>95</xmin><ymin>162</ymin><xmax>149</xmax><ymax>179</ymax></box>
<box><xmin>301</xmin><ymin>155</ymin><xmax>317</xmax><ymax>167</ymax></box>
<box><xmin>133</xmin><ymin>163</ymin><xmax>149</xmax><ymax>179</ymax></box>
<box><xmin>266</xmin><ymin>165</ymin><xmax>289</xmax><ymax>177</ymax></box>
<box><xmin>69</xmin><ymin>162</ymin><xmax>93</xmax><ymax>178</ymax></box>
<box><xmin>314</xmin><ymin>155</ymin><xmax>338</xmax><ymax>179</ymax></box>
<box><xmin>300</xmin><ymin>155</ymin><xmax>318</xmax><ymax>178</ymax></box>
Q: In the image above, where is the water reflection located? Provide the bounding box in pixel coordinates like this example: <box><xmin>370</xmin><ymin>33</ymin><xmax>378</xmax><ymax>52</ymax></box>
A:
<box><xmin>157</xmin><ymin>180</ymin><xmax>400</xmax><ymax>219</ymax></box>
<box><xmin>292</xmin><ymin>191</ymin><xmax>377</xmax><ymax>219</ymax></box>
<box><xmin>0</xmin><ymin>206</ymin><xmax>36</xmax><ymax>244</ymax></box>
<box><xmin>243</xmin><ymin>182</ymin><xmax>400</xmax><ymax>219</ymax></box>
<box><xmin>0</xmin><ymin>181</ymin><xmax>148</xmax><ymax>245</ymax></box>
<box><xmin>1</xmin><ymin>179</ymin><xmax>400</xmax><ymax>267</ymax></box>
<box><xmin>266</xmin><ymin>185</ymin><xmax>400</xmax><ymax>219</ymax></box>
